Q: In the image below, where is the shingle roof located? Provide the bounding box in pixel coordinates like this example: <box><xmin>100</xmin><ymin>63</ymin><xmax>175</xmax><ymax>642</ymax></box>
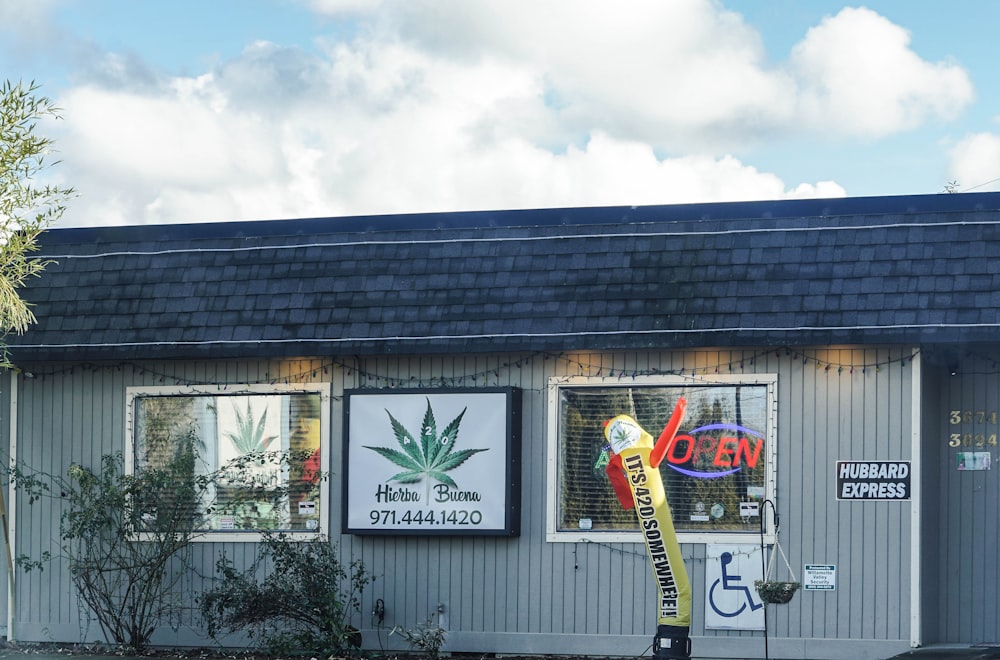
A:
<box><xmin>9</xmin><ymin>192</ymin><xmax>1000</xmax><ymax>362</ymax></box>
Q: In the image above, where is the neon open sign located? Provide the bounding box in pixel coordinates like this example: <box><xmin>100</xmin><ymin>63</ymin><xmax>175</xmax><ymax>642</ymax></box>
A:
<box><xmin>664</xmin><ymin>424</ymin><xmax>765</xmax><ymax>479</ymax></box>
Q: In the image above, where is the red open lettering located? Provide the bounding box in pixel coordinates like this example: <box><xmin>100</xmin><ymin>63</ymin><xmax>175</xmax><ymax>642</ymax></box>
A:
<box><xmin>713</xmin><ymin>437</ymin><xmax>737</xmax><ymax>467</ymax></box>
<box><xmin>665</xmin><ymin>432</ymin><xmax>765</xmax><ymax>472</ymax></box>
<box><xmin>693</xmin><ymin>436</ymin><xmax>716</xmax><ymax>464</ymax></box>
<box><xmin>735</xmin><ymin>438</ymin><xmax>762</xmax><ymax>469</ymax></box>
<box><xmin>668</xmin><ymin>435</ymin><xmax>694</xmax><ymax>463</ymax></box>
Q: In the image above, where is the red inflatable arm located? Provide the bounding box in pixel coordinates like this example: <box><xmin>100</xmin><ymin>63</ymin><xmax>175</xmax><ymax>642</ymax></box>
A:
<box><xmin>605</xmin><ymin>452</ymin><xmax>634</xmax><ymax>509</ymax></box>
<box><xmin>650</xmin><ymin>397</ymin><xmax>687</xmax><ymax>468</ymax></box>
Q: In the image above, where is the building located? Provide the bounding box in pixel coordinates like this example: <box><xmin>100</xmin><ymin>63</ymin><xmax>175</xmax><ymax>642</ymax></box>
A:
<box><xmin>2</xmin><ymin>192</ymin><xmax>999</xmax><ymax>659</ymax></box>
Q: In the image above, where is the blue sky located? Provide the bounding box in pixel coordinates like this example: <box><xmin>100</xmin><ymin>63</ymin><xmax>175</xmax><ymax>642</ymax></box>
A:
<box><xmin>2</xmin><ymin>0</ymin><xmax>998</xmax><ymax>227</ymax></box>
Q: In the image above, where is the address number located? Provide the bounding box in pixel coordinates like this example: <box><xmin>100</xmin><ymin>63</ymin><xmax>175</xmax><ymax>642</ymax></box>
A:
<box><xmin>949</xmin><ymin>433</ymin><xmax>998</xmax><ymax>447</ymax></box>
<box><xmin>950</xmin><ymin>410</ymin><xmax>999</xmax><ymax>425</ymax></box>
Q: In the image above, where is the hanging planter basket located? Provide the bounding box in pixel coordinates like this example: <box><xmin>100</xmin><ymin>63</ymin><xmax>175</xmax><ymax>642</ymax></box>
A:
<box><xmin>757</xmin><ymin>528</ymin><xmax>800</xmax><ymax>605</ymax></box>
<box><xmin>754</xmin><ymin>579</ymin><xmax>800</xmax><ymax>604</ymax></box>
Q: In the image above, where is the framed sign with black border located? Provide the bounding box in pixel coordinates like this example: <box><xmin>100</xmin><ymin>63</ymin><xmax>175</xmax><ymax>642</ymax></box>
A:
<box><xmin>835</xmin><ymin>460</ymin><xmax>911</xmax><ymax>501</ymax></box>
<box><xmin>343</xmin><ymin>387</ymin><xmax>521</xmax><ymax>536</ymax></box>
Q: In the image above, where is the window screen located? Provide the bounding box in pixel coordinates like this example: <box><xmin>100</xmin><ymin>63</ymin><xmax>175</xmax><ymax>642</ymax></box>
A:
<box><xmin>129</xmin><ymin>386</ymin><xmax>326</xmax><ymax>536</ymax></box>
<box><xmin>553</xmin><ymin>378</ymin><xmax>773</xmax><ymax>539</ymax></box>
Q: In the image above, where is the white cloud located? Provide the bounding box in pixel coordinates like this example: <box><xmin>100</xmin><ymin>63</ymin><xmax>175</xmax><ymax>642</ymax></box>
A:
<box><xmin>0</xmin><ymin>0</ymin><xmax>64</xmax><ymax>59</ymax></box>
<box><xmin>948</xmin><ymin>133</ymin><xmax>1000</xmax><ymax>193</ymax></box>
<box><xmin>46</xmin><ymin>1</ymin><xmax>968</xmax><ymax>226</ymax></box>
<box><xmin>345</xmin><ymin>1</ymin><xmax>972</xmax><ymax>146</ymax></box>
<box><xmin>376</xmin><ymin>0</ymin><xmax>797</xmax><ymax>152</ymax></box>
<box><xmin>434</xmin><ymin>132</ymin><xmax>846</xmax><ymax>210</ymax></box>
<box><xmin>791</xmin><ymin>7</ymin><xmax>973</xmax><ymax>138</ymax></box>
<box><xmin>306</xmin><ymin>0</ymin><xmax>382</xmax><ymax>15</ymax></box>
<box><xmin>62</xmin><ymin>84</ymin><xmax>279</xmax><ymax>187</ymax></box>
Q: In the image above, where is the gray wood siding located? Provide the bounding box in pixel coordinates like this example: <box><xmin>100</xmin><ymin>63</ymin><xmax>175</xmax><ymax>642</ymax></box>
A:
<box><xmin>931</xmin><ymin>350</ymin><xmax>1000</xmax><ymax>644</ymax></box>
<box><xmin>4</xmin><ymin>349</ymin><xmax>914</xmax><ymax>657</ymax></box>
<box><xmin>0</xmin><ymin>376</ymin><xmax>11</xmax><ymax>637</ymax></box>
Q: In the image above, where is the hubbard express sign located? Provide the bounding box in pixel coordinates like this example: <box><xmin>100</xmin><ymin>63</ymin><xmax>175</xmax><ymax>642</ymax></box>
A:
<box><xmin>836</xmin><ymin>460</ymin><xmax>911</xmax><ymax>500</ymax></box>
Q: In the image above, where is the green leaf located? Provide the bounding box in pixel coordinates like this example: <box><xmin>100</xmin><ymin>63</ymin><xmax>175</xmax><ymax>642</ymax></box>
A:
<box><xmin>385</xmin><ymin>409</ymin><xmax>424</xmax><ymax>465</ymax></box>
<box><xmin>0</xmin><ymin>80</ymin><xmax>75</xmax><ymax>359</ymax></box>
<box><xmin>253</xmin><ymin>407</ymin><xmax>270</xmax><ymax>448</ymax></box>
<box><xmin>420</xmin><ymin>400</ymin><xmax>438</xmax><ymax>464</ymax></box>
<box><xmin>224</xmin><ymin>400</ymin><xmax>277</xmax><ymax>454</ymax></box>
<box><xmin>434</xmin><ymin>408</ymin><xmax>462</xmax><ymax>461</ymax></box>
<box><xmin>424</xmin><ymin>471</ymin><xmax>457</xmax><ymax>488</ymax></box>
<box><xmin>363</xmin><ymin>445</ymin><xmax>422</xmax><ymax>472</ymax></box>
<box><xmin>366</xmin><ymin>400</ymin><xmax>486</xmax><ymax>489</ymax></box>
<box><xmin>432</xmin><ymin>447</ymin><xmax>488</xmax><ymax>472</ymax></box>
<box><xmin>387</xmin><ymin>470</ymin><xmax>424</xmax><ymax>484</ymax></box>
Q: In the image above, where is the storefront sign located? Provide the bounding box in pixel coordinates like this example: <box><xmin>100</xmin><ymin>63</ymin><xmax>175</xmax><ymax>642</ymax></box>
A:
<box><xmin>343</xmin><ymin>388</ymin><xmax>521</xmax><ymax>535</ymax></box>
<box><xmin>836</xmin><ymin>460</ymin><xmax>910</xmax><ymax>500</ymax></box>
<box><xmin>664</xmin><ymin>424</ymin><xmax>765</xmax><ymax>478</ymax></box>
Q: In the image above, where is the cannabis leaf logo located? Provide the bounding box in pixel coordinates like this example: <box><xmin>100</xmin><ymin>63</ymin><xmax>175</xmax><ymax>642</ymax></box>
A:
<box><xmin>364</xmin><ymin>398</ymin><xmax>488</xmax><ymax>496</ymax></box>
<box><xmin>223</xmin><ymin>399</ymin><xmax>277</xmax><ymax>455</ymax></box>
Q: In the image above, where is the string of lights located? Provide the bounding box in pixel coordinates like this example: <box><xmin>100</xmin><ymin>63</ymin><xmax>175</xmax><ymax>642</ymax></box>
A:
<box><xmin>576</xmin><ymin>539</ymin><xmax>763</xmax><ymax>566</ymax></box>
<box><xmin>13</xmin><ymin>346</ymin><xmax>920</xmax><ymax>389</ymax></box>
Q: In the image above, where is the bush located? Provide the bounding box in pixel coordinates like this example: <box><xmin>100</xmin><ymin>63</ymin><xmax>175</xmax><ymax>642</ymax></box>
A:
<box><xmin>7</xmin><ymin>443</ymin><xmax>314</xmax><ymax>652</ymax></box>
<box><xmin>200</xmin><ymin>532</ymin><xmax>372</xmax><ymax>655</ymax></box>
<box><xmin>390</xmin><ymin>614</ymin><xmax>447</xmax><ymax>658</ymax></box>
<box><xmin>9</xmin><ymin>451</ymin><xmax>201</xmax><ymax>651</ymax></box>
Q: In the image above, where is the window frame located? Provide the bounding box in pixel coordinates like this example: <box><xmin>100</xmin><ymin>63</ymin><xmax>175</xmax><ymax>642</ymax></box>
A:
<box><xmin>125</xmin><ymin>382</ymin><xmax>330</xmax><ymax>542</ymax></box>
<box><xmin>545</xmin><ymin>374</ymin><xmax>777</xmax><ymax>545</ymax></box>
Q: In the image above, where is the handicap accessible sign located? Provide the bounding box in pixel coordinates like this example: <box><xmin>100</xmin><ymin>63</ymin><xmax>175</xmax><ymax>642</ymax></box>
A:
<box><xmin>705</xmin><ymin>544</ymin><xmax>765</xmax><ymax>630</ymax></box>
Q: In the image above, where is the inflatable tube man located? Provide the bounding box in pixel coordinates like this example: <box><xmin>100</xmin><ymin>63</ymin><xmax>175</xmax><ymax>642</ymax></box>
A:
<box><xmin>603</xmin><ymin>398</ymin><xmax>691</xmax><ymax>660</ymax></box>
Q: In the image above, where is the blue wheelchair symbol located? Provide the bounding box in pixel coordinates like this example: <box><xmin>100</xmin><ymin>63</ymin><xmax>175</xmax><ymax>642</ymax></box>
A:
<box><xmin>709</xmin><ymin>551</ymin><xmax>764</xmax><ymax>617</ymax></box>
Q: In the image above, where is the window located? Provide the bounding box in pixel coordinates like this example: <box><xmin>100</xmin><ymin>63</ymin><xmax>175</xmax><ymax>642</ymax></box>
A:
<box><xmin>126</xmin><ymin>384</ymin><xmax>329</xmax><ymax>540</ymax></box>
<box><xmin>546</xmin><ymin>375</ymin><xmax>776</xmax><ymax>544</ymax></box>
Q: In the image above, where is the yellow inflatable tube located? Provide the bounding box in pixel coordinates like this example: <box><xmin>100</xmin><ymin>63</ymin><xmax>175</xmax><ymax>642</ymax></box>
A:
<box><xmin>603</xmin><ymin>398</ymin><xmax>691</xmax><ymax>659</ymax></box>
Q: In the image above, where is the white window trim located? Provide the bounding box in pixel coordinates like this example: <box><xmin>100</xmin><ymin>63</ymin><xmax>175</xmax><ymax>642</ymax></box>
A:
<box><xmin>125</xmin><ymin>382</ymin><xmax>330</xmax><ymax>542</ymax></box>
<box><xmin>545</xmin><ymin>374</ymin><xmax>777</xmax><ymax>545</ymax></box>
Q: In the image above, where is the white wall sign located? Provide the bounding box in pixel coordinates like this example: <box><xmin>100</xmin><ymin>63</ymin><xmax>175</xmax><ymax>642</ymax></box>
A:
<box><xmin>803</xmin><ymin>564</ymin><xmax>836</xmax><ymax>590</ymax></box>
<box><xmin>739</xmin><ymin>501</ymin><xmax>760</xmax><ymax>517</ymax></box>
<box><xmin>705</xmin><ymin>544</ymin><xmax>765</xmax><ymax>630</ymax></box>
<box><xmin>343</xmin><ymin>388</ymin><xmax>521</xmax><ymax>536</ymax></box>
